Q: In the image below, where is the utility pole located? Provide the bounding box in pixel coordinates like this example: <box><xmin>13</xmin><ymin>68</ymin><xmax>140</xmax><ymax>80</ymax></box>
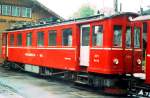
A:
<box><xmin>114</xmin><ymin>0</ymin><xmax>118</xmax><ymax>13</ymax></box>
<box><xmin>120</xmin><ymin>3</ymin><xmax>122</xmax><ymax>12</ymax></box>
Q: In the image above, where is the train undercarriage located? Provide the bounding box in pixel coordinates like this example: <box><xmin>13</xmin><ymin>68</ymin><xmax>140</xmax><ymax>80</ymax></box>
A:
<box><xmin>2</xmin><ymin>60</ymin><xmax>150</xmax><ymax>97</ymax></box>
<box><xmin>128</xmin><ymin>77</ymin><xmax>150</xmax><ymax>97</ymax></box>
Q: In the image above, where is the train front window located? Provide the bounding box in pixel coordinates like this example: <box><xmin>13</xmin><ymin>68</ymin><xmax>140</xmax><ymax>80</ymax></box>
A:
<box><xmin>49</xmin><ymin>30</ymin><xmax>57</xmax><ymax>46</ymax></box>
<box><xmin>26</xmin><ymin>33</ymin><xmax>32</xmax><ymax>46</ymax></box>
<box><xmin>126</xmin><ymin>27</ymin><xmax>131</xmax><ymax>48</ymax></box>
<box><xmin>62</xmin><ymin>28</ymin><xmax>72</xmax><ymax>46</ymax></box>
<box><xmin>113</xmin><ymin>25</ymin><xmax>122</xmax><ymax>47</ymax></box>
<box><xmin>37</xmin><ymin>32</ymin><xmax>44</xmax><ymax>46</ymax></box>
<box><xmin>17</xmin><ymin>33</ymin><xmax>22</xmax><ymax>46</ymax></box>
<box><xmin>10</xmin><ymin>34</ymin><xmax>14</xmax><ymax>46</ymax></box>
<box><xmin>134</xmin><ymin>27</ymin><xmax>140</xmax><ymax>48</ymax></box>
<box><xmin>92</xmin><ymin>25</ymin><xmax>103</xmax><ymax>47</ymax></box>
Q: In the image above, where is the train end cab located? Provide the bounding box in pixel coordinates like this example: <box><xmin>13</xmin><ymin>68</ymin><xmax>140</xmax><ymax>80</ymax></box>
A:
<box><xmin>85</xmin><ymin>13</ymin><xmax>143</xmax><ymax>75</ymax></box>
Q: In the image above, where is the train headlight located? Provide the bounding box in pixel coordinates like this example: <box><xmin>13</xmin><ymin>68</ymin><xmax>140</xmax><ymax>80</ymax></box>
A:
<box><xmin>137</xmin><ymin>59</ymin><xmax>141</xmax><ymax>65</ymax></box>
<box><xmin>113</xmin><ymin>59</ymin><xmax>119</xmax><ymax>65</ymax></box>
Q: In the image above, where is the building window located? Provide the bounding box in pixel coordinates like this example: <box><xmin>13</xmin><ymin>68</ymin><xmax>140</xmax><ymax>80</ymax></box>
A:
<box><xmin>49</xmin><ymin>30</ymin><xmax>57</xmax><ymax>46</ymax></box>
<box><xmin>37</xmin><ymin>32</ymin><xmax>44</xmax><ymax>46</ymax></box>
<box><xmin>62</xmin><ymin>29</ymin><xmax>72</xmax><ymax>46</ymax></box>
<box><xmin>26</xmin><ymin>33</ymin><xmax>32</xmax><ymax>46</ymax></box>
<box><xmin>92</xmin><ymin>25</ymin><xmax>103</xmax><ymax>47</ymax></box>
<box><xmin>113</xmin><ymin>25</ymin><xmax>122</xmax><ymax>47</ymax></box>
<box><xmin>22</xmin><ymin>7</ymin><xmax>31</xmax><ymax>18</ymax></box>
<box><xmin>2</xmin><ymin>5</ymin><xmax>11</xmax><ymax>16</ymax></box>
<box><xmin>17</xmin><ymin>33</ymin><xmax>22</xmax><ymax>46</ymax></box>
<box><xmin>0</xmin><ymin>5</ymin><xmax>1</xmax><ymax>14</ymax></box>
<box><xmin>134</xmin><ymin>27</ymin><xmax>140</xmax><ymax>48</ymax></box>
<box><xmin>10</xmin><ymin>34</ymin><xmax>14</xmax><ymax>46</ymax></box>
<box><xmin>12</xmin><ymin>6</ymin><xmax>20</xmax><ymax>16</ymax></box>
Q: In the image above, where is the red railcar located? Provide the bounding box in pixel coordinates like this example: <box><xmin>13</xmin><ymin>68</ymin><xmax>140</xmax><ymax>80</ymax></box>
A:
<box><xmin>1</xmin><ymin>12</ymin><xmax>142</xmax><ymax>94</ymax></box>
<box><xmin>124</xmin><ymin>15</ymin><xmax>150</xmax><ymax>97</ymax></box>
<box><xmin>132</xmin><ymin>15</ymin><xmax>150</xmax><ymax>84</ymax></box>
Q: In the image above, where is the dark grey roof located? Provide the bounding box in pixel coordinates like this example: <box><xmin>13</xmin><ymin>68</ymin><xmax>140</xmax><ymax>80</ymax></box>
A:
<box><xmin>143</xmin><ymin>9</ymin><xmax>150</xmax><ymax>15</ymax></box>
<box><xmin>31</xmin><ymin>0</ymin><xmax>64</xmax><ymax>20</ymax></box>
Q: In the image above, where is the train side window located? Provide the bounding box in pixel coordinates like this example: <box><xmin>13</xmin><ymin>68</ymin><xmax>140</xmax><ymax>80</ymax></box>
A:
<box><xmin>134</xmin><ymin>27</ymin><xmax>140</xmax><ymax>48</ymax></box>
<box><xmin>49</xmin><ymin>30</ymin><xmax>57</xmax><ymax>46</ymax></box>
<box><xmin>113</xmin><ymin>25</ymin><xmax>122</xmax><ymax>47</ymax></box>
<box><xmin>62</xmin><ymin>28</ymin><xmax>72</xmax><ymax>46</ymax></box>
<box><xmin>92</xmin><ymin>25</ymin><xmax>103</xmax><ymax>47</ymax></box>
<box><xmin>10</xmin><ymin>34</ymin><xmax>14</xmax><ymax>46</ymax></box>
<box><xmin>126</xmin><ymin>27</ymin><xmax>131</xmax><ymax>48</ymax></box>
<box><xmin>26</xmin><ymin>33</ymin><xmax>32</xmax><ymax>46</ymax></box>
<box><xmin>17</xmin><ymin>33</ymin><xmax>22</xmax><ymax>46</ymax></box>
<box><xmin>2</xmin><ymin>34</ymin><xmax>7</xmax><ymax>46</ymax></box>
<box><xmin>37</xmin><ymin>32</ymin><xmax>44</xmax><ymax>46</ymax></box>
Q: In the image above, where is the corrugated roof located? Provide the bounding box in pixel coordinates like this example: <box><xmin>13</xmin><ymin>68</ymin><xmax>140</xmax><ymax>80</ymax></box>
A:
<box><xmin>30</xmin><ymin>0</ymin><xmax>64</xmax><ymax>21</ymax></box>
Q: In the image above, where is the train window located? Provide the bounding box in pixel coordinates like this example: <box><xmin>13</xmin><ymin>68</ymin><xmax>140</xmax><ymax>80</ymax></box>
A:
<box><xmin>143</xmin><ymin>22</ymin><xmax>147</xmax><ymax>34</ymax></box>
<box><xmin>143</xmin><ymin>22</ymin><xmax>147</xmax><ymax>42</ymax></box>
<box><xmin>10</xmin><ymin>34</ymin><xmax>14</xmax><ymax>46</ymax></box>
<box><xmin>82</xmin><ymin>26</ymin><xmax>90</xmax><ymax>46</ymax></box>
<box><xmin>92</xmin><ymin>25</ymin><xmax>103</xmax><ymax>47</ymax></box>
<box><xmin>2</xmin><ymin>34</ymin><xmax>7</xmax><ymax>46</ymax></box>
<box><xmin>62</xmin><ymin>28</ymin><xmax>72</xmax><ymax>46</ymax></box>
<box><xmin>113</xmin><ymin>25</ymin><xmax>122</xmax><ymax>47</ymax></box>
<box><xmin>126</xmin><ymin>27</ymin><xmax>131</xmax><ymax>48</ymax></box>
<box><xmin>134</xmin><ymin>27</ymin><xmax>140</xmax><ymax>48</ymax></box>
<box><xmin>37</xmin><ymin>32</ymin><xmax>44</xmax><ymax>46</ymax></box>
<box><xmin>49</xmin><ymin>30</ymin><xmax>57</xmax><ymax>46</ymax></box>
<box><xmin>17</xmin><ymin>33</ymin><xmax>22</xmax><ymax>46</ymax></box>
<box><xmin>26</xmin><ymin>33</ymin><xmax>32</xmax><ymax>46</ymax></box>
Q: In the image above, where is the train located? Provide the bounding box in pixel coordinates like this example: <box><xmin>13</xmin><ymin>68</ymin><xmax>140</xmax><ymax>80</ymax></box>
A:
<box><xmin>1</xmin><ymin>12</ymin><xmax>150</xmax><ymax>96</ymax></box>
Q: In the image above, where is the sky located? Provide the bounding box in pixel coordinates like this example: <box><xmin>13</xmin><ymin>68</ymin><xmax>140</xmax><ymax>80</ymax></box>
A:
<box><xmin>37</xmin><ymin>0</ymin><xmax>150</xmax><ymax>19</ymax></box>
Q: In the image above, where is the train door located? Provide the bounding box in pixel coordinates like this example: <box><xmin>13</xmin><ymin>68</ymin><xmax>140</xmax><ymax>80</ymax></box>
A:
<box><xmin>125</xmin><ymin>25</ymin><xmax>133</xmax><ymax>73</ymax></box>
<box><xmin>133</xmin><ymin>23</ymin><xmax>143</xmax><ymax>73</ymax></box>
<box><xmin>80</xmin><ymin>25</ymin><xmax>90</xmax><ymax>66</ymax></box>
<box><xmin>143</xmin><ymin>22</ymin><xmax>147</xmax><ymax>62</ymax></box>
<box><xmin>2</xmin><ymin>33</ymin><xmax>7</xmax><ymax>59</ymax></box>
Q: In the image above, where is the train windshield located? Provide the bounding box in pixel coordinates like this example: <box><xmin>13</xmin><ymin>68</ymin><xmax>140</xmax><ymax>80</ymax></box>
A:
<box><xmin>126</xmin><ymin>27</ymin><xmax>131</xmax><ymax>48</ymax></box>
<box><xmin>92</xmin><ymin>25</ymin><xmax>103</xmax><ymax>47</ymax></box>
<box><xmin>113</xmin><ymin>25</ymin><xmax>122</xmax><ymax>47</ymax></box>
<box><xmin>134</xmin><ymin>27</ymin><xmax>140</xmax><ymax>48</ymax></box>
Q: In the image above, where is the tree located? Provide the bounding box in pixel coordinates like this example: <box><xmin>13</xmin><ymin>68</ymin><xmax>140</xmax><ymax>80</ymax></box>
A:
<box><xmin>72</xmin><ymin>4</ymin><xmax>95</xmax><ymax>18</ymax></box>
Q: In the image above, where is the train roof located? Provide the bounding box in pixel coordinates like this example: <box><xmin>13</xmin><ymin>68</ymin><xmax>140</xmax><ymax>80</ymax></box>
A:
<box><xmin>132</xmin><ymin>15</ymin><xmax>150</xmax><ymax>21</ymax></box>
<box><xmin>5</xmin><ymin>12</ymin><xmax>138</xmax><ymax>32</ymax></box>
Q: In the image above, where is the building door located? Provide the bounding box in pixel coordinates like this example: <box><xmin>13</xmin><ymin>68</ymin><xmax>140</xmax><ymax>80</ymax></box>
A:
<box><xmin>80</xmin><ymin>25</ymin><xmax>90</xmax><ymax>66</ymax></box>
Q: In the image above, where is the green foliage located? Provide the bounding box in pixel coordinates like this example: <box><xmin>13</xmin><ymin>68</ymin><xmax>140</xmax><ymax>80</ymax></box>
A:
<box><xmin>72</xmin><ymin>4</ymin><xmax>95</xmax><ymax>18</ymax></box>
